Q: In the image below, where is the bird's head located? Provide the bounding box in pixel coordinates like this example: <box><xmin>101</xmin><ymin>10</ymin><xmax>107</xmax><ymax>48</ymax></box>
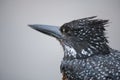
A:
<box><xmin>29</xmin><ymin>16</ymin><xmax>110</xmax><ymax>60</ymax></box>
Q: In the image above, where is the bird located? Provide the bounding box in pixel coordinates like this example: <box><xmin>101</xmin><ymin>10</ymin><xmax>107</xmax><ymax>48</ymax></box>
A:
<box><xmin>29</xmin><ymin>16</ymin><xmax>120</xmax><ymax>80</ymax></box>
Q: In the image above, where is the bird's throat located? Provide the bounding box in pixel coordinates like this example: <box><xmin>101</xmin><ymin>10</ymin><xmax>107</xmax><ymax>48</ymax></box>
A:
<box><xmin>62</xmin><ymin>42</ymin><xmax>110</xmax><ymax>60</ymax></box>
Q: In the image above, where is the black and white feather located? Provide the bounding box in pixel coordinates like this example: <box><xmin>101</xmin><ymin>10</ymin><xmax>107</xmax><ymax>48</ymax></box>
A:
<box><xmin>60</xmin><ymin>16</ymin><xmax>120</xmax><ymax>80</ymax></box>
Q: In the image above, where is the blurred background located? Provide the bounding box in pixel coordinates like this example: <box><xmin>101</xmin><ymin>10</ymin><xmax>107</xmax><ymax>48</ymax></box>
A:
<box><xmin>0</xmin><ymin>0</ymin><xmax>120</xmax><ymax>80</ymax></box>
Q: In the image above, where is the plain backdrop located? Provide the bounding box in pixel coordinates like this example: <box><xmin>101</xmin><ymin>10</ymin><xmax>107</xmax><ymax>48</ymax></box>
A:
<box><xmin>0</xmin><ymin>0</ymin><xmax>120</xmax><ymax>80</ymax></box>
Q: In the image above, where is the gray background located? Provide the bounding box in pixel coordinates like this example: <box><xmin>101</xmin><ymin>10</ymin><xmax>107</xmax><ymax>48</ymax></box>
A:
<box><xmin>0</xmin><ymin>0</ymin><xmax>120</xmax><ymax>80</ymax></box>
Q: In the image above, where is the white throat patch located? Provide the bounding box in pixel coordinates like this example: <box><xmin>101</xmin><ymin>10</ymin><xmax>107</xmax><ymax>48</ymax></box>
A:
<box><xmin>64</xmin><ymin>45</ymin><xmax>77</xmax><ymax>58</ymax></box>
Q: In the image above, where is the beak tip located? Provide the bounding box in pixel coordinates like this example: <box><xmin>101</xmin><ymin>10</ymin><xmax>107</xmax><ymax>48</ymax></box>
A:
<box><xmin>28</xmin><ymin>24</ymin><xmax>38</xmax><ymax>30</ymax></box>
<box><xmin>28</xmin><ymin>24</ymin><xmax>33</xmax><ymax>28</ymax></box>
<box><xmin>28</xmin><ymin>24</ymin><xmax>46</xmax><ymax>32</ymax></box>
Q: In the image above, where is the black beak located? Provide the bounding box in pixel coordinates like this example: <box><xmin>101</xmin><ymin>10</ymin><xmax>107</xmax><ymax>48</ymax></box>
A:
<box><xmin>28</xmin><ymin>24</ymin><xmax>63</xmax><ymax>39</ymax></box>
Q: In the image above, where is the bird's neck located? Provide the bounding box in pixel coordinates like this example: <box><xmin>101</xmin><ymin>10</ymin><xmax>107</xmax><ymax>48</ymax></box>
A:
<box><xmin>63</xmin><ymin>41</ymin><xmax>110</xmax><ymax>60</ymax></box>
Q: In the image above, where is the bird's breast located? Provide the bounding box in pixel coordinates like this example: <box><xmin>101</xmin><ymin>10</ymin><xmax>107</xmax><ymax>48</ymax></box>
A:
<box><xmin>60</xmin><ymin>53</ymin><xmax>120</xmax><ymax>80</ymax></box>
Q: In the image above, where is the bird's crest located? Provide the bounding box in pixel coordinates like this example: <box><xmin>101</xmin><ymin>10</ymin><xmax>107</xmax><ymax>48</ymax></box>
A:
<box><xmin>64</xmin><ymin>16</ymin><xmax>109</xmax><ymax>29</ymax></box>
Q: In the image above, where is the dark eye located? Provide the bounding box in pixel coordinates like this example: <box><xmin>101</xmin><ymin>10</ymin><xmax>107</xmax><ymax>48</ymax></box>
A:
<box><xmin>61</xmin><ymin>27</ymin><xmax>70</xmax><ymax>34</ymax></box>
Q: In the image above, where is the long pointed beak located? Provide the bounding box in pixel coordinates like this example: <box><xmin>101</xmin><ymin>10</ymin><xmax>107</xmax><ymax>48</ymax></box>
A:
<box><xmin>28</xmin><ymin>24</ymin><xmax>63</xmax><ymax>39</ymax></box>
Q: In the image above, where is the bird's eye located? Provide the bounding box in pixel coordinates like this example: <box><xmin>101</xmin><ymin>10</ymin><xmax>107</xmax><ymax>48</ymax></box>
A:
<box><xmin>61</xmin><ymin>27</ymin><xmax>70</xmax><ymax>34</ymax></box>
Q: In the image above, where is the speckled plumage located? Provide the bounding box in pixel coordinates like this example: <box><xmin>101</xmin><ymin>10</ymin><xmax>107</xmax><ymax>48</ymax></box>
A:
<box><xmin>29</xmin><ymin>16</ymin><xmax>120</xmax><ymax>80</ymax></box>
<box><xmin>61</xmin><ymin>48</ymin><xmax>120</xmax><ymax>80</ymax></box>
<box><xmin>60</xmin><ymin>16</ymin><xmax>120</xmax><ymax>80</ymax></box>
